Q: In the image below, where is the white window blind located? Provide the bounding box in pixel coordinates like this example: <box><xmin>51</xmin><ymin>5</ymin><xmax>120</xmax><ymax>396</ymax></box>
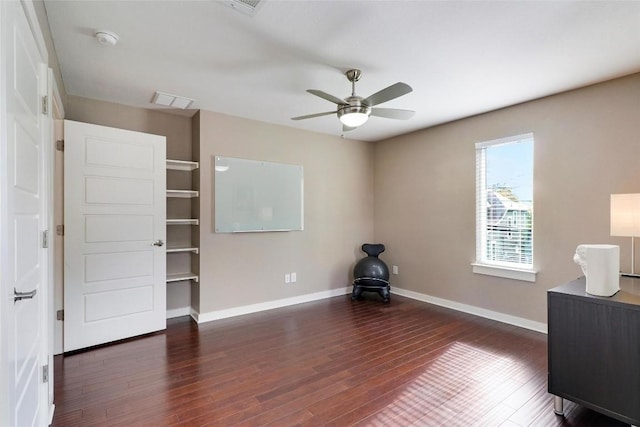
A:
<box><xmin>476</xmin><ymin>133</ymin><xmax>534</xmax><ymax>270</ymax></box>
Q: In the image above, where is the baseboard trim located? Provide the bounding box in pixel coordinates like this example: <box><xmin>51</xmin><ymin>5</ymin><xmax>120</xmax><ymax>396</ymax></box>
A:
<box><xmin>192</xmin><ymin>287</ymin><xmax>352</xmax><ymax>324</ymax></box>
<box><xmin>166</xmin><ymin>306</ymin><xmax>191</xmax><ymax>319</ymax></box>
<box><xmin>189</xmin><ymin>307</ymin><xmax>199</xmax><ymax>323</ymax></box>
<box><xmin>391</xmin><ymin>286</ymin><xmax>548</xmax><ymax>334</ymax></box>
<box><xmin>187</xmin><ymin>285</ymin><xmax>547</xmax><ymax>333</ymax></box>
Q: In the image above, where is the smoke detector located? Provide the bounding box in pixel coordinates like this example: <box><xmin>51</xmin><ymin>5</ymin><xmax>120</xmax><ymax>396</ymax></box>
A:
<box><xmin>95</xmin><ymin>30</ymin><xmax>119</xmax><ymax>47</ymax></box>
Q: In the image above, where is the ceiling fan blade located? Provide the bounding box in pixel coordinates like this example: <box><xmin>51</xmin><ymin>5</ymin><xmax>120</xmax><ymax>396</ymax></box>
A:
<box><xmin>342</xmin><ymin>124</ymin><xmax>357</xmax><ymax>132</ymax></box>
<box><xmin>370</xmin><ymin>108</ymin><xmax>416</xmax><ymax>120</ymax></box>
<box><xmin>291</xmin><ymin>111</ymin><xmax>335</xmax><ymax>121</ymax></box>
<box><xmin>363</xmin><ymin>82</ymin><xmax>413</xmax><ymax>107</ymax></box>
<box><xmin>307</xmin><ymin>89</ymin><xmax>346</xmax><ymax>105</ymax></box>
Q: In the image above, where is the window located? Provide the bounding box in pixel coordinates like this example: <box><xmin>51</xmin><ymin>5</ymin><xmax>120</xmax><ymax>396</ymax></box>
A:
<box><xmin>474</xmin><ymin>133</ymin><xmax>536</xmax><ymax>282</ymax></box>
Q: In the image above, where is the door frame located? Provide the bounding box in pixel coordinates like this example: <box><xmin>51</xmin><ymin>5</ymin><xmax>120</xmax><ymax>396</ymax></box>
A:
<box><xmin>47</xmin><ymin>69</ymin><xmax>64</xmax><ymax>423</ymax></box>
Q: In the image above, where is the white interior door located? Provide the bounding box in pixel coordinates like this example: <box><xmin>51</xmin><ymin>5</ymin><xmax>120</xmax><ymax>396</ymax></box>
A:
<box><xmin>64</xmin><ymin>120</ymin><xmax>166</xmax><ymax>352</ymax></box>
<box><xmin>0</xmin><ymin>1</ymin><xmax>49</xmax><ymax>426</ymax></box>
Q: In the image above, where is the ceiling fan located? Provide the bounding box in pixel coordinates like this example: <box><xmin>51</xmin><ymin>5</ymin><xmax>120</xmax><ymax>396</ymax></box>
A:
<box><xmin>291</xmin><ymin>69</ymin><xmax>415</xmax><ymax>131</ymax></box>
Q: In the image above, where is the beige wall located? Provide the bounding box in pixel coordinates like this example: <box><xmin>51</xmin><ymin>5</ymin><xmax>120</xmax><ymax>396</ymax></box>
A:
<box><xmin>374</xmin><ymin>73</ymin><xmax>640</xmax><ymax>324</ymax></box>
<box><xmin>65</xmin><ymin>96</ymin><xmax>193</xmax><ymax>158</ymax></box>
<box><xmin>196</xmin><ymin>110</ymin><xmax>374</xmax><ymax>314</ymax></box>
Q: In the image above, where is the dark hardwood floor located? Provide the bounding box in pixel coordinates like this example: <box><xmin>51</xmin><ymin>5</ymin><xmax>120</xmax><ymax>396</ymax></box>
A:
<box><xmin>52</xmin><ymin>294</ymin><xmax>629</xmax><ymax>426</ymax></box>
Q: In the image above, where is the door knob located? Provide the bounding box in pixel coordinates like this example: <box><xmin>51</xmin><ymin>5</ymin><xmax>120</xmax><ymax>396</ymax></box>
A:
<box><xmin>152</xmin><ymin>240</ymin><xmax>164</xmax><ymax>247</ymax></box>
<box><xmin>14</xmin><ymin>288</ymin><xmax>37</xmax><ymax>303</ymax></box>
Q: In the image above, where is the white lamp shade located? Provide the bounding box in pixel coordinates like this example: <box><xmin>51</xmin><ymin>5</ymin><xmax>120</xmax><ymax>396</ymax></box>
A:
<box><xmin>610</xmin><ymin>193</ymin><xmax>640</xmax><ymax>236</ymax></box>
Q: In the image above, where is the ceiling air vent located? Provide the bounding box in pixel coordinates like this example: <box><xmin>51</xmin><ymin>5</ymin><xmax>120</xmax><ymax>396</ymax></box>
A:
<box><xmin>222</xmin><ymin>0</ymin><xmax>263</xmax><ymax>16</ymax></box>
<box><xmin>151</xmin><ymin>91</ymin><xmax>194</xmax><ymax>109</ymax></box>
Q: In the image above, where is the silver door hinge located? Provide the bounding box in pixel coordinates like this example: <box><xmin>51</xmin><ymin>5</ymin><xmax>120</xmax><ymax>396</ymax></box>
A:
<box><xmin>42</xmin><ymin>365</ymin><xmax>49</xmax><ymax>383</ymax></box>
<box><xmin>56</xmin><ymin>309</ymin><xmax>64</xmax><ymax>321</ymax></box>
<box><xmin>56</xmin><ymin>225</ymin><xmax>64</xmax><ymax>236</ymax></box>
<box><xmin>56</xmin><ymin>140</ymin><xmax>64</xmax><ymax>151</ymax></box>
<box><xmin>42</xmin><ymin>230</ymin><xmax>49</xmax><ymax>248</ymax></box>
<box><xmin>42</xmin><ymin>96</ymin><xmax>48</xmax><ymax>115</ymax></box>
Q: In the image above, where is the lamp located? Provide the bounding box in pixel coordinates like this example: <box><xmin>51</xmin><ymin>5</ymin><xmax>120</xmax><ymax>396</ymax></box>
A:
<box><xmin>610</xmin><ymin>193</ymin><xmax>640</xmax><ymax>277</ymax></box>
<box><xmin>338</xmin><ymin>105</ymin><xmax>370</xmax><ymax>128</ymax></box>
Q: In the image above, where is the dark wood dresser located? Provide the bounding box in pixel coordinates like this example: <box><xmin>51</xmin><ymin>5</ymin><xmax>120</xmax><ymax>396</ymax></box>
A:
<box><xmin>548</xmin><ymin>276</ymin><xmax>640</xmax><ymax>426</ymax></box>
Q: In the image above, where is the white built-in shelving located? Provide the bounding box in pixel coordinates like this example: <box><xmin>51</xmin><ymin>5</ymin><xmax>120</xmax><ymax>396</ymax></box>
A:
<box><xmin>166</xmin><ymin>245</ymin><xmax>199</xmax><ymax>254</ymax></box>
<box><xmin>167</xmin><ymin>218</ymin><xmax>199</xmax><ymax>226</ymax></box>
<box><xmin>166</xmin><ymin>159</ymin><xmax>199</xmax><ymax>171</ymax></box>
<box><xmin>167</xmin><ymin>189</ymin><xmax>199</xmax><ymax>198</ymax></box>
<box><xmin>167</xmin><ymin>272</ymin><xmax>199</xmax><ymax>283</ymax></box>
<box><xmin>166</xmin><ymin>159</ymin><xmax>200</xmax><ymax>284</ymax></box>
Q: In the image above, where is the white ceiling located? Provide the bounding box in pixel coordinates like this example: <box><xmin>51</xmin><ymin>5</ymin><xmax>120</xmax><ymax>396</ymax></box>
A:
<box><xmin>44</xmin><ymin>0</ymin><xmax>640</xmax><ymax>142</ymax></box>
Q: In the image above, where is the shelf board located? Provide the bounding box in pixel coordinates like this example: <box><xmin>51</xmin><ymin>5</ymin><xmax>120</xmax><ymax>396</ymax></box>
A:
<box><xmin>167</xmin><ymin>272</ymin><xmax>199</xmax><ymax>283</ymax></box>
<box><xmin>166</xmin><ymin>246</ymin><xmax>199</xmax><ymax>254</ymax></box>
<box><xmin>167</xmin><ymin>189</ymin><xmax>199</xmax><ymax>198</ymax></box>
<box><xmin>167</xmin><ymin>218</ymin><xmax>199</xmax><ymax>226</ymax></box>
<box><xmin>166</xmin><ymin>159</ymin><xmax>199</xmax><ymax>171</ymax></box>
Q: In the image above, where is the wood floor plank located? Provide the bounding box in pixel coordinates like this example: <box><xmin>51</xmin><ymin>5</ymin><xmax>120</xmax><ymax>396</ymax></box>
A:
<box><xmin>51</xmin><ymin>295</ymin><xmax>629</xmax><ymax>426</ymax></box>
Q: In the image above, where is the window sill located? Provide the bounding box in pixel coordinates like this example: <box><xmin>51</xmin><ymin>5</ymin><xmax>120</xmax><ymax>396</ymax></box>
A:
<box><xmin>471</xmin><ymin>263</ymin><xmax>538</xmax><ymax>282</ymax></box>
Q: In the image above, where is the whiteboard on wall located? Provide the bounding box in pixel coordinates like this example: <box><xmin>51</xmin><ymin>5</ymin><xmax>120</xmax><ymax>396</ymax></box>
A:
<box><xmin>214</xmin><ymin>156</ymin><xmax>304</xmax><ymax>232</ymax></box>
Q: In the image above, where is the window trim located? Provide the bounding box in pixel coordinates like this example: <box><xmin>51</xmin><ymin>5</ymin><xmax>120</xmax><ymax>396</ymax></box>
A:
<box><xmin>474</xmin><ymin>132</ymin><xmax>535</xmax><ymax>282</ymax></box>
<box><xmin>471</xmin><ymin>262</ymin><xmax>538</xmax><ymax>282</ymax></box>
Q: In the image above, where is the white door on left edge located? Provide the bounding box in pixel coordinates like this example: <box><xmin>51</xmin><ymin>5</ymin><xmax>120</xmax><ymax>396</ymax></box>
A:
<box><xmin>1</xmin><ymin>1</ymin><xmax>49</xmax><ymax>426</ymax></box>
<box><xmin>64</xmin><ymin>120</ymin><xmax>166</xmax><ymax>352</ymax></box>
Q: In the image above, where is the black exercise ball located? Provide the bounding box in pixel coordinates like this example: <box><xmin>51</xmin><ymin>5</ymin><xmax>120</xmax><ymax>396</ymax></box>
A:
<box><xmin>351</xmin><ymin>243</ymin><xmax>390</xmax><ymax>302</ymax></box>
<box><xmin>353</xmin><ymin>256</ymin><xmax>389</xmax><ymax>286</ymax></box>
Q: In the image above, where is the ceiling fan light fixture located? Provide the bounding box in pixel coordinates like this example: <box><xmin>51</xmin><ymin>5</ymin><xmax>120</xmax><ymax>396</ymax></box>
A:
<box><xmin>338</xmin><ymin>106</ymin><xmax>370</xmax><ymax>127</ymax></box>
<box><xmin>292</xmin><ymin>69</ymin><xmax>413</xmax><ymax>132</ymax></box>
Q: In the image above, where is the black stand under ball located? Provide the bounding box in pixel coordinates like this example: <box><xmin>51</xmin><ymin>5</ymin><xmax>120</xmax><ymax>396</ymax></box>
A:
<box><xmin>351</xmin><ymin>243</ymin><xmax>390</xmax><ymax>303</ymax></box>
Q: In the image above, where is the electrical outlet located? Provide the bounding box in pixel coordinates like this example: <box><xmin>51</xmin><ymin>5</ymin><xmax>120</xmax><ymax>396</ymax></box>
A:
<box><xmin>285</xmin><ymin>273</ymin><xmax>291</xmax><ymax>283</ymax></box>
<box><xmin>392</xmin><ymin>265</ymin><xmax>399</xmax><ymax>275</ymax></box>
<box><xmin>291</xmin><ymin>272</ymin><xmax>297</xmax><ymax>283</ymax></box>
